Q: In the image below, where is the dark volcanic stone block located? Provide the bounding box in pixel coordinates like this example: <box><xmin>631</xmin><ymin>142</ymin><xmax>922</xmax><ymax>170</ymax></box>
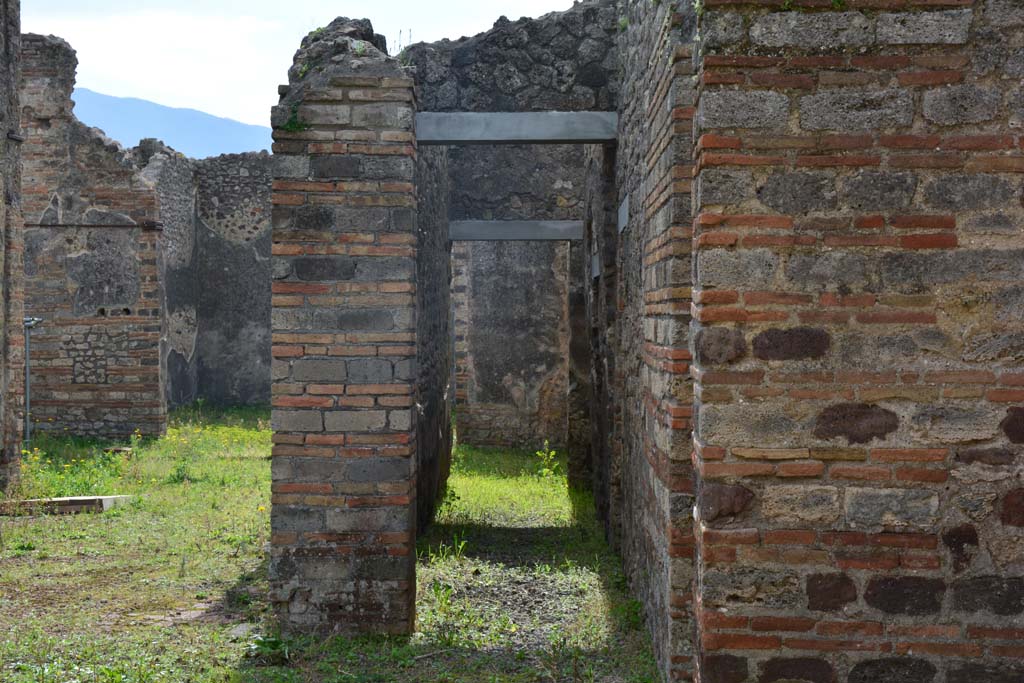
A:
<box><xmin>848</xmin><ymin>658</ymin><xmax>936</xmax><ymax>683</ymax></box>
<box><xmin>864</xmin><ymin>576</ymin><xmax>945</xmax><ymax>615</ymax></box>
<box><xmin>956</xmin><ymin>446</ymin><xmax>1017</xmax><ymax>466</ymax></box>
<box><xmin>1001</xmin><ymin>489</ymin><xmax>1024</xmax><ymax>527</ymax></box>
<box><xmin>806</xmin><ymin>573</ymin><xmax>856</xmax><ymax>612</ymax></box>
<box><xmin>814</xmin><ymin>403</ymin><xmax>898</xmax><ymax>444</ymax></box>
<box><xmin>948</xmin><ymin>662</ymin><xmax>1024</xmax><ymax>683</ymax></box>
<box><xmin>952</xmin><ymin>576</ymin><xmax>1024</xmax><ymax>615</ymax></box>
<box><xmin>753</xmin><ymin>327</ymin><xmax>831</xmax><ymax>361</ymax></box>
<box><xmin>941</xmin><ymin>524</ymin><xmax>979</xmax><ymax>572</ymax></box>
<box><xmin>292</xmin><ymin>256</ymin><xmax>357</xmax><ymax>281</ymax></box>
<box><xmin>703</xmin><ymin>654</ymin><xmax>749</xmax><ymax>683</ymax></box>
<box><xmin>1000</xmin><ymin>407</ymin><xmax>1024</xmax><ymax>443</ymax></box>
<box><xmin>311</xmin><ymin>155</ymin><xmax>361</xmax><ymax>179</ymax></box>
<box><xmin>700</xmin><ymin>483</ymin><xmax>755</xmax><ymax>522</ymax></box>
<box><xmin>760</xmin><ymin>658</ymin><xmax>835</xmax><ymax>683</ymax></box>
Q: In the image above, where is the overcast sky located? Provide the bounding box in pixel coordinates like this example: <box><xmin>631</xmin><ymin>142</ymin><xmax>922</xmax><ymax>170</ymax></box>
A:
<box><xmin>22</xmin><ymin>0</ymin><xmax>574</xmax><ymax>126</ymax></box>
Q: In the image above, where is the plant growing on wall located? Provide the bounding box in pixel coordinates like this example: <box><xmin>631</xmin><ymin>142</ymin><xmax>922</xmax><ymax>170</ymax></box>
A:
<box><xmin>281</xmin><ymin>104</ymin><xmax>310</xmax><ymax>133</ymax></box>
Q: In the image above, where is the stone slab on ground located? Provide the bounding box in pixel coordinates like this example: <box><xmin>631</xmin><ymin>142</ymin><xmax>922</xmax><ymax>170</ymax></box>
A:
<box><xmin>0</xmin><ymin>494</ymin><xmax>133</xmax><ymax>516</ymax></box>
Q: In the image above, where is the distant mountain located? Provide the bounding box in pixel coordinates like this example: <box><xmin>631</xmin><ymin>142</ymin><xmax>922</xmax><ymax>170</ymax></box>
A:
<box><xmin>71</xmin><ymin>88</ymin><xmax>272</xmax><ymax>159</ymax></box>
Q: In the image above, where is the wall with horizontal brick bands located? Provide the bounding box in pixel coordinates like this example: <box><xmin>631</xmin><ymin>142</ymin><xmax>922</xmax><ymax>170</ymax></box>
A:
<box><xmin>692</xmin><ymin>2</ymin><xmax>1024</xmax><ymax>682</ymax></box>
<box><xmin>21</xmin><ymin>34</ymin><xmax>165</xmax><ymax>439</ymax></box>
<box><xmin>0</xmin><ymin>0</ymin><xmax>24</xmax><ymax>493</ymax></box>
<box><xmin>268</xmin><ymin>19</ymin><xmax>429</xmax><ymax>634</ymax></box>
<box><xmin>590</xmin><ymin>2</ymin><xmax>698</xmax><ymax>680</ymax></box>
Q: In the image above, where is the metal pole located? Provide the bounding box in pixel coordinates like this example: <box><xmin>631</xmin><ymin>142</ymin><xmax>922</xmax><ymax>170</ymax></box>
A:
<box><xmin>23</xmin><ymin>317</ymin><xmax>42</xmax><ymax>447</ymax></box>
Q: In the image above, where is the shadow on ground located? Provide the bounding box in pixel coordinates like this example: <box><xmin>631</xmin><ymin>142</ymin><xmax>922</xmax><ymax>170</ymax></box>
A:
<box><xmin>236</xmin><ymin>467</ymin><xmax>657</xmax><ymax>683</ymax></box>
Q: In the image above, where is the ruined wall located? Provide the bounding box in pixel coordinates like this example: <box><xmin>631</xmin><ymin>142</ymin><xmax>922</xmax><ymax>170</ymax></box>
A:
<box><xmin>415</xmin><ymin>146</ymin><xmax>452</xmax><ymax>530</ymax></box>
<box><xmin>193</xmin><ymin>152</ymin><xmax>273</xmax><ymax>405</ymax></box>
<box><xmin>140</xmin><ymin>139</ymin><xmax>199</xmax><ymax>409</ymax></box>
<box><xmin>0</xmin><ymin>0</ymin><xmax>24</xmax><ymax>492</ymax></box>
<box><xmin>21</xmin><ymin>34</ymin><xmax>166</xmax><ymax>438</ymax></box>
<box><xmin>150</xmin><ymin>148</ymin><xmax>272</xmax><ymax>410</ymax></box>
<box><xmin>18</xmin><ymin>33</ymin><xmax>272</xmax><ymax>418</ymax></box>
<box><xmin>447</xmin><ymin>152</ymin><xmax>576</xmax><ymax>450</ymax></box>
<box><xmin>566</xmin><ymin>240</ymin><xmax>592</xmax><ymax>483</ymax></box>
<box><xmin>409</xmin><ymin>1</ymin><xmax>617</xmax><ymax>450</ymax></box>
<box><xmin>691</xmin><ymin>2</ymin><xmax>1024</xmax><ymax>683</ymax></box>
<box><xmin>583</xmin><ymin>144</ymin><xmax>619</xmax><ymax>542</ymax></box>
<box><xmin>269</xmin><ymin>18</ymin><xmax>431</xmax><ymax>633</ymax></box>
<box><xmin>555</xmin><ymin>1</ymin><xmax>703</xmax><ymax>676</ymax></box>
<box><xmin>450</xmin><ymin>239</ymin><xmax>571</xmax><ymax>448</ymax></box>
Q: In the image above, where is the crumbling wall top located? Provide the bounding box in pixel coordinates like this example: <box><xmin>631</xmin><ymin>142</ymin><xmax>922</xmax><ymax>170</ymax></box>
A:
<box><xmin>407</xmin><ymin>0</ymin><xmax>619</xmax><ymax>112</ymax></box>
<box><xmin>21</xmin><ymin>34</ymin><xmax>76</xmax><ymax>119</ymax></box>
<box><xmin>275</xmin><ymin>17</ymin><xmax>405</xmax><ymax>114</ymax></box>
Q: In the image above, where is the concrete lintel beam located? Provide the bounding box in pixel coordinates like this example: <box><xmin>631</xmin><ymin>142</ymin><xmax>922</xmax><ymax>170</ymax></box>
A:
<box><xmin>417</xmin><ymin>112</ymin><xmax>618</xmax><ymax>145</ymax></box>
<box><xmin>449</xmin><ymin>220</ymin><xmax>584</xmax><ymax>241</ymax></box>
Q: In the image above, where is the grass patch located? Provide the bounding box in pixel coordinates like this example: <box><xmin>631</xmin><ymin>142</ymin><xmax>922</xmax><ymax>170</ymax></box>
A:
<box><xmin>0</xmin><ymin>409</ymin><xmax>656</xmax><ymax>682</ymax></box>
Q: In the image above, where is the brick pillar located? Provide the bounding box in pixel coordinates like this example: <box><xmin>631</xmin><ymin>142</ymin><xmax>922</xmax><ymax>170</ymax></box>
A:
<box><xmin>269</xmin><ymin>26</ymin><xmax>419</xmax><ymax>633</ymax></box>
<box><xmin>693</xmin><ymin>3</ymin><xmax>1024</xmax><ymax>682</ymax></box>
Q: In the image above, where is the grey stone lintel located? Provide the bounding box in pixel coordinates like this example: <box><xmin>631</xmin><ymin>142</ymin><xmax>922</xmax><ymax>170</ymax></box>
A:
<box><xmin>450</xmin><ymin>220</ymin><xmax>584</xmax><ymax>241</ymax></box>
<box><xmin>417</xmin><ymin>112</ymin><xmax>618</xmax><ymax>145</ymax></box>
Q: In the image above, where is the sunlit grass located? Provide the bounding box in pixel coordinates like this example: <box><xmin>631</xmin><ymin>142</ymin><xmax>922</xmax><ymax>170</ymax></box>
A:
<box><xmin>436</xmin><ymin>443</ymin><xmax>580</xmax><ymax>527</ymax></box>
<box><xmin>0</xmin><ymin>404</ymin><xmax>272</xmax><ymax>683</ymax></box>
<box><xmin>10</xmin><ymin>403</ymin><xmax>271</xmax><ymax>501</ymax></box>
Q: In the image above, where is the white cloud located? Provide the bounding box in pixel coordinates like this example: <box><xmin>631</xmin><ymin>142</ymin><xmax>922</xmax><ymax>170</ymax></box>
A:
<box><xmin>21</xmin><ymin>0</ymin><xmax>575</xmax><ymax>126</ymax></box>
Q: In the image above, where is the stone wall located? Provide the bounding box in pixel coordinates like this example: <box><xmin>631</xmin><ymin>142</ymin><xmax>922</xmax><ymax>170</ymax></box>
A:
<box><xmin>151</xmin><ymin>148</ymin><xmax>273</xmax><ymax>410</ymax></box>
<box><xmin>583</xmin><ymin>144</ymin><xmax>619</xmax><ymax>540</ymax></box>
<box><xmin>415</xmin><ymin>146</ymin><xmax>452</xmax><ymax>530</ymax></box>
<box><xmin>269</xmin><ymin>18</ymin><xmax>430</xmax><ymax>633</ymax></box>
<box><xmin>566</xmin><ymin>240</ymin><xmax>592</xmax><ymax>483</ymax></box>
<box><xmin>691</xmin><ymin>2</ymin><xmax>1024</xmax><ymax>683</ymax></box>
<box><xmin>193</xmin><ymin>152</ymin><xmax>273</xmax><ymax>405</ymax></box>
<box><xmin>585</xmin><ymin>2</ymin><xmax>697</xmax><ymax>680</ymax></box>
<box><xmin>0</xmin><ymin>0</ymin><xmax>24</xmax><ymax>492</ymax></box>
<box><xmin>140</xmin><ymin>139</ymin><xmax>199</xmax><ymax>409</ymax></box>
<box><xmin>450</xmin><ymin>239</ymin><xmax>572</xmax><ymax>448</ymax></box>
<box><xmin>408</xmin><ymin>1</ymin><xmax>617</xmax><ymax>451</ymax></box>
<box><xmin>21</xmin><ymin>34</ymin><xmax>166</xmax><ymax>438</ymax></box>
<box><xmin>447</xmin><ymin>146</ymin><xmax>578</xmax><ymax>449</ymax></box>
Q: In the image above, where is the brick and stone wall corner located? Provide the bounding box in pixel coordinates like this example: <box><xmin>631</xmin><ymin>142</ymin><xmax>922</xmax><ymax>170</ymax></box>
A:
<box><xmin>591</xmin><ymin>1</ymin><xmax>698</xmax><ymax>680</ymax></box>
<box><xmin>269</xmin><ymin>17</ymin><xmax>422</xmax><ymax>634</ymax></box>
<box><xmin>692</xmin><ymin>2</ymin><xmax>1024</xmax><ymax>683</ymax></box>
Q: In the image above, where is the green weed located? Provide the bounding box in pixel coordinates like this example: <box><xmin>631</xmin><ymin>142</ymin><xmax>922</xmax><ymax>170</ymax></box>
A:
<box><xmin>534</xmin><ymin>439</ymin><xmax>561</xmax><ymax>478</ymax></box>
